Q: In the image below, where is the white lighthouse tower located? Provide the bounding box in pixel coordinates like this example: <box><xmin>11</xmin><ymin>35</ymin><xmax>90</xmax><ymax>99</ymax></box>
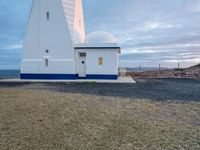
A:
<box><xmin>21</xmin><ymin>0</ymin><xmax>120</xmax><ymax>80</ymax></box>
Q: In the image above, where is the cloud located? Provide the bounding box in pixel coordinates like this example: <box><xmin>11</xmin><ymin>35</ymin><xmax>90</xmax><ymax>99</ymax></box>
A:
<box><xmin>122</xmin><ymin>49</ymin><xmax>158</xmax><ymax>54</ymax></box>
<box><xmin>0</xmin><ymin>43</ymin><xmax>23</xmax><ymax>50</ymax></box>
<box><xmin>142</xmin><ymin>21</ymin><xmax>174</xmax><ymax>31</ymax></box>
<box><xmin>0</xmin><ymin>0</ymin><xmax>200</xmax><ymax>69</ymax></box>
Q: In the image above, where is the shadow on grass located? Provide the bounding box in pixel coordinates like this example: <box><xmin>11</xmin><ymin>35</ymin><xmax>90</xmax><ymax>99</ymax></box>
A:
<box><xmin>0</xmin><ymin>78</ymin><xmax>200</xmax><ymax>102</ymax></box>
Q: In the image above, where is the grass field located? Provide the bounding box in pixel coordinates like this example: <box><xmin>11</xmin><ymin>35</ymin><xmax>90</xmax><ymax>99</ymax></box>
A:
<box><xmin>0</xmin><ymin>79</ymin><xmax>200</xmax><ymax>149</ymax></box>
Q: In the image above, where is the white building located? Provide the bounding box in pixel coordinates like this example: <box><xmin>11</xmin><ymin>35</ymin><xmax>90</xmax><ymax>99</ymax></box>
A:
<box><xmin>21</xmin><ymin>0</ymin><xmax>120</xmax><ymax>80</ymax></box>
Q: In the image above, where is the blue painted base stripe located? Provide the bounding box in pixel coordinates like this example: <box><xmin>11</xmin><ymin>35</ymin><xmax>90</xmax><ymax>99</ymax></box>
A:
<box><xmin>86</xmin><ymin>74</ymin><xmax>118</xmax><ymax>80</ymax></box>
<box><xmin>20</xmin><ymin>74</ymin><xmax>118</xmax><ymax>80</ymax></box>
<box><xmin>20</xmin><ymin>74</ymin><xmax>78</xmax><ymax>80</ymax></box>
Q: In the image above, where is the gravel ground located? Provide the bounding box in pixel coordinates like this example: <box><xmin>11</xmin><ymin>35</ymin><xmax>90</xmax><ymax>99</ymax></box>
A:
<box><xmin>0</xmin><ymin>78</ymin><xmax>200</xmax><ymax>102</ymax></box>
<box><xmin>0</xmin><ymin>78</ymin><xmax>200</xmax><ymax>149</ymax></box>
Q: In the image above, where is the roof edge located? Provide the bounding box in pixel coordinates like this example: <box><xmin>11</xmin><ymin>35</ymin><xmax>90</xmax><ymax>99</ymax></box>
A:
<box><xmin>74</xmin><ymin>46</ymin><xmax>121</xmax><ymax>53</ymax></box>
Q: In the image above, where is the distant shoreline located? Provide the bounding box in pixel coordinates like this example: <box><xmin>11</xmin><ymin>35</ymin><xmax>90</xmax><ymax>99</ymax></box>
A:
<box><xmin>0</xmin><ymin>70</ymin><xmax>20</xmax><ymax>79</ymax></box>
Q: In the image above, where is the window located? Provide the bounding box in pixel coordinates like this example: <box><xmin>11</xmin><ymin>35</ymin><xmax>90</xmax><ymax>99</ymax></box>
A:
<box><xmin>46</xmin><ymin>12</ymin><xmax>49</xmax><ymax>20</ymax></box>
<box><xmin>45</xmin><ymin>49</ymin><xmax>49</xmax><ymax>53</ymax></box>
<box><xmin>79</xmin><ymin>52</ymin><xmax>86</xmax><ymax>57</ymax></box>
<box><xmin>45</xmin><ymin>59</ymin><xmax>48</xmax><ymax>67</ymax></box>
<box><xmin>99</xmin><ymin>57</ymin><xmax>103</xmax><ymax>65</ymax></box>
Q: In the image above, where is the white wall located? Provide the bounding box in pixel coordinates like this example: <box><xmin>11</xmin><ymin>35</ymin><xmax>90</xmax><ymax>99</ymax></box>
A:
<box><xmin>62</xmin><ymin>0</ymin><xmax>85</xmax><ymax>43</ymax></box>
<box><xmin>21</xmin><ymin>0</ymin><xmax>77</xmax><ymax>74</ymax></box>
<box><xmin>76</xmin><ymin>49</ymin><xmax>119</xmax><ymax>75</ymax></box>
<box><xmin>73</xmin><ymin>0</ymin><xmax>85</xmax><ymax>42</ymax></box>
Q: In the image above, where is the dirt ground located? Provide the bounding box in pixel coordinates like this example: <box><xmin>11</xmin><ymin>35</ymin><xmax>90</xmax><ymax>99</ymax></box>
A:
<box><xmin>0</xmin><ymin>79</ymin><xmax>200</xmax><ymax>150</ymax></box>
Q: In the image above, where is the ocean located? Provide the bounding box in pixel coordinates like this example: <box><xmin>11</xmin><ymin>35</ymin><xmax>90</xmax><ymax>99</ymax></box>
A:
<box><xmin>0</xmin><ymin>70</ymin><xmax>20</xmax><ymax>79</ymax></box>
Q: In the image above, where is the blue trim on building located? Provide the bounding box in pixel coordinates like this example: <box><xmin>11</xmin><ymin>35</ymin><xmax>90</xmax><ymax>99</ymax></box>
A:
<box><xmin>86</xmin><ymin>74</ymin><xmax>118</xmax><ymax>80</ymax></box>
<box><xmin>20</xmin><ymin>74</ymin><xmax>78</xmax><ymax>80</ymax></box>
<box><xmin>20</xmin><ymin>74</ymin><xmax>118</xmax><ymax>80</ymax></box>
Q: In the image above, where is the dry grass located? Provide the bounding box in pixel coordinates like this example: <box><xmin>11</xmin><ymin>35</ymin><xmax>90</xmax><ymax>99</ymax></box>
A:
<box><xmin>0</xmin><ymin>88</ymin><xmax>200</xmax><ymax>150</ymax></box>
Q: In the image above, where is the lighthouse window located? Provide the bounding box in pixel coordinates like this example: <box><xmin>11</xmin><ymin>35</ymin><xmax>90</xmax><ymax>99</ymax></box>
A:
<box><xmin>45</xmin><ymin>49</ymin><xmax>49</xmax><ymax>53</ymax></box>
<box><xmin>45</xmin><ymin>59</ymin><xmax>49</xmax><ymax>67</ymax></box>
<box><xmin>99</xmin><ymin>57</ymin><xmax>103</xmax><ymax>65</ymax></box>
<box><xmin>46</xmin><ymin>12</ymin><xmax>49</xmax><ymax>20</ymax></box>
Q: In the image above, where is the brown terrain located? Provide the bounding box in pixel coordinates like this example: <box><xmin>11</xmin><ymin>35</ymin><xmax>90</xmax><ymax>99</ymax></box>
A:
<box><xmin>128</xmin><ymin>63</ymin><xmax>200</xmax><ymax>79</ymax></box>
<box><xmin>0</xmin><ymin>65</ymin><xmax>200</xmax><ymax>149</ymax></box>
<box><xmin>0</xmin><ymin>80</ymin><xmax>200</xmax><ymax>149</ymax></box>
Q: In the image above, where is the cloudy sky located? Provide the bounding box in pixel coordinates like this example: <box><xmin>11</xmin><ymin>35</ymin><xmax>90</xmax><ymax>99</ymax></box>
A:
<box><xmin>0</xmin><ymin>0</ymin><xmax>200</xmax><ymax>69</ymax></box>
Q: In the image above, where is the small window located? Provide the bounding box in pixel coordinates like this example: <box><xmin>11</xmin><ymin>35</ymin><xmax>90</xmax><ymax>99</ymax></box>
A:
<box><xmin>45</xmin><ymin>59</ymin><xmax>48</xmax><ymax>67</ymax></box>
<box><xmin>99</xmin><ymin>57</ymin><xmax>103</xmax><ymax>65</ymax></box>
<box><xmin>79</xmin><ymin>52</ymin><xmax>86</xmax><ymax>57</ymax></box>
<box><xmin>46</xmin><ymin>12</ymin><xmax>49</xmax><ymax>20</ymax></box>
<box><xmin>45</xmin><ymin>49</ymin><xmax>49</xmax><ymax>53</ymax></box>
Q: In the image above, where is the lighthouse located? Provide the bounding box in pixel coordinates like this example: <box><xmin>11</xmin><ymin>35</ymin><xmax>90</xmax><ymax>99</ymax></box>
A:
<box><xmin>21</xmin><ymin>0</ymin><xmax>120</xmax><ymax>80</ymax></box>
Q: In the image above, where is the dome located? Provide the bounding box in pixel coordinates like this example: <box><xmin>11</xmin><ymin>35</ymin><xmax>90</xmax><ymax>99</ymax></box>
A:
<box><xmin>84</xmin><ymin>31</ymin><xmax>117</xmax><ymax>43</ymax></box>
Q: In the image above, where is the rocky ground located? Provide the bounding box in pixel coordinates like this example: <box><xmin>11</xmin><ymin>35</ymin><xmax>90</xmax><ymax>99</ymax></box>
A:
<box><xmin>0</xmin><ymin>79</ymin><xmax>200</xmax><ymax>149</ymax></box>
<box><xmin>128</xmin><ymin>64</ymin><xmax>200</xmax><ymax>79</ymax></box>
